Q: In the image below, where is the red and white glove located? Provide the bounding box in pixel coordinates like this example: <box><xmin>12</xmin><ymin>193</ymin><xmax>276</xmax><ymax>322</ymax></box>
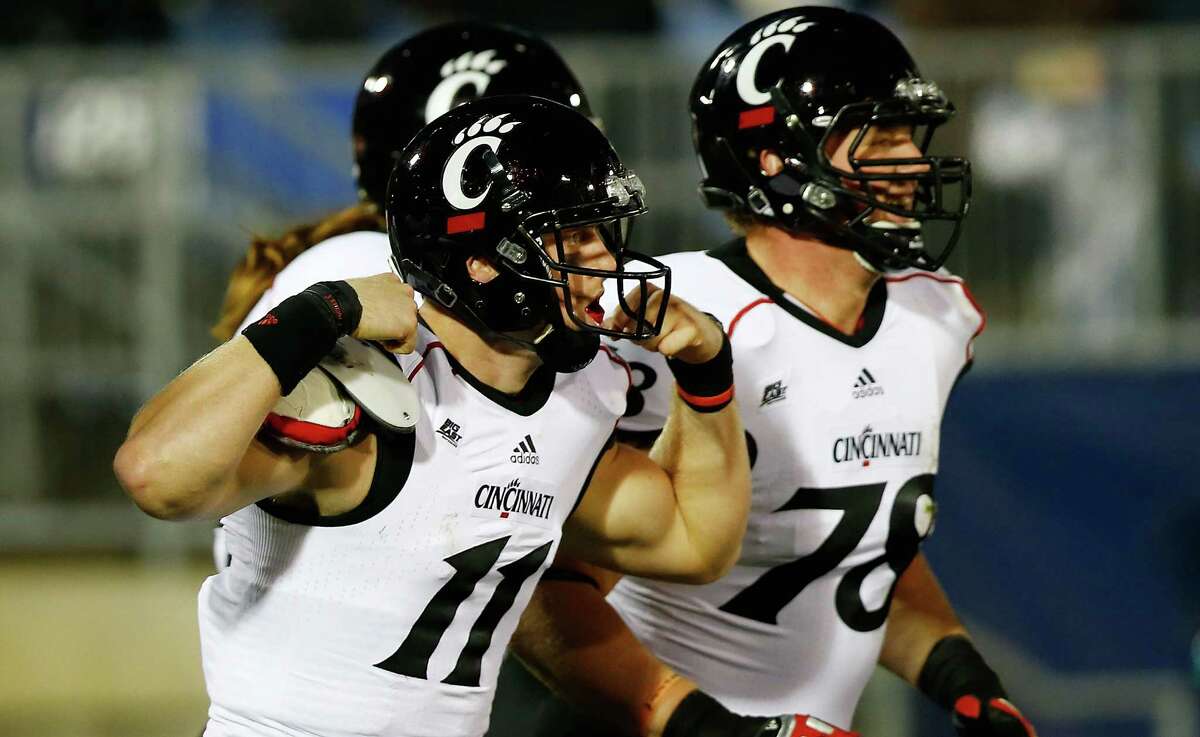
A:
<box><xmin>663</xmin><ymin>691</ymin><xmax>858</xmax><ymax>737</ymax></box>
<box><xmin>952</xmin><ymin>694</ymin><xmax>1037</xmax><ymax>737</ymax></box>
<box><xmin>919</xmin><ymin>636</ymin><xmax>1038</xmax><ymax>737</ymax></box>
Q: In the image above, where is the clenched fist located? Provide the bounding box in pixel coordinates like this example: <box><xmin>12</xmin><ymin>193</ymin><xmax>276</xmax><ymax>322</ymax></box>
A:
<box><xmin>606</xmin><ymin>284</ymin><xmax>725</xmax><ymax>364</ymax></box>
<box><xmin>345</xmin><ymin>273</ymin><xmax>420</xmax><ymax>354</ymax></box>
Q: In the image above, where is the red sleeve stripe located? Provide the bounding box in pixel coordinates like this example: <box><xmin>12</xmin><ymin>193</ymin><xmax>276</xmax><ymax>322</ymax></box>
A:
<box><xmin>728</xmin><ymin>297</ymin><xmax>774</xmax><ymax>339</ymax></box>
<box><xmin>264</xmin><ymin>404</ymin><xmax>362</xmax><ymax>446</ymax></box>
<box><xmin>676</xmin><ymin>384</ymin><xmax>735</xmax><ymax>408</ymax></box>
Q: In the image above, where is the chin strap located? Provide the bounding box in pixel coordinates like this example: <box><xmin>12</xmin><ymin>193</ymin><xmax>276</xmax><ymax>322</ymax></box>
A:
<box><xmin>403</xmin><ymin>260</ymin><xmax>599</xmax><ymax>375</ymax></box>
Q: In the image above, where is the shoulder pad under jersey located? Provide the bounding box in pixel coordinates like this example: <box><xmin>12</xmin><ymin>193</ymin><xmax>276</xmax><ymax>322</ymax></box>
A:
<box><xmin>318</xmin><ymin>337</ymin><xmax>420</xmax><ymax>433</ymax></box>
<box><xmin>263</xmin><ymin>369</ymin><xmax>364</xmax><ymax>453</ymax></box>
<box><xmin>262</xmin><ymin>337</ymin><xmax>420</xmax><ymax>453</ymax></box>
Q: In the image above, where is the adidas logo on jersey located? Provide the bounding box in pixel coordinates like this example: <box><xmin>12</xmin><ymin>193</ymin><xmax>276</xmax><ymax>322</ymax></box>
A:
<box><xmin>474</xmin><ymin>478</ymin><xmax>554</xmax><ymax>521</ymax></box>
<box><xmin>851</xmin><ymin>368</ymin><xmax>884</xmax><ymax>399</ymax></box>
<box><xmin>510</xmin><ymin>434</ymin><xmax>540</xmax><ymax>465</ymax></box>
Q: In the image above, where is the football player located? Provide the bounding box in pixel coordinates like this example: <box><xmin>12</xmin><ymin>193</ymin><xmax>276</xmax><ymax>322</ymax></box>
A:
<box><xmin>210</xmin><ymin>21</ymin><xmax>593</xmax><ymax>343</ymax></box>
<box><xmin>497</xmin><ymin>8</ymin><xmax>1038</xmax><ymax>737</ymax></box>
<box><xmin>115</xmin><ymin>95</ymin><xmax>751</xmax><ymax>737</ymax></box>
<box><xmin>208</xmin><ymin>21</ymin><xmax>595</xmax><ymax>570</ymax></box>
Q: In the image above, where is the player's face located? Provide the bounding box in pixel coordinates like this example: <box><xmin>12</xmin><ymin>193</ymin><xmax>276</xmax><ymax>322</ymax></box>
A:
<box><xmin>826</xmin><ymin>124</ymin><xmax>927</xmax><ymax>225</ymax></box>
<box><xmin>539</xmin><ymin>225</ymin><xmax>617</xmax><ymax>330</ymax></box>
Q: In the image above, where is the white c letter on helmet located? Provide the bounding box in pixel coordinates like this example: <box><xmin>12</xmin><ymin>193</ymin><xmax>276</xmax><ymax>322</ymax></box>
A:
<box><xmin>424</xmin><ymin>50</ymin><xmax>508</xmax><ymax>123</ymax></box>
<box><xmin>425</xmin><ymin>71</ymin><xmax>491</xmax><ymax>123</ymax></box>
<box><xmin>441</xmin><ymin>135</ymin><xmax>501</xmax><ymax>210</ymax></box>
<box><xmin>736</xmin><ymin>34</ymin><xmax>796</xmax><ymax>105</ymax></box>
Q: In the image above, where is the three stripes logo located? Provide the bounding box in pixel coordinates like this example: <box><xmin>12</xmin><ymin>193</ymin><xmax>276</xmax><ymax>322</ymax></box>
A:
<box><xmin>510</xmin><ymin>434</ymin><xmax>540</xmax><ymax>465</ymax></box>
<box><xmin>851</xmin><ymin>368</ymin><xmax>885</xmax><ymax>399</ymax></box>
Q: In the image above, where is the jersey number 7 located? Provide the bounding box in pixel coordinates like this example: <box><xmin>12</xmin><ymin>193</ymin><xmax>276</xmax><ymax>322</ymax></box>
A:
<box><xmin>375</xmin><ymin>536</ymin><xmax>552</xmax><ymax>687</ymax></box>
<box><xmin>719</xmin><ymin>474</ymin><xmax>934</xmax><ymax>631</ymax></box>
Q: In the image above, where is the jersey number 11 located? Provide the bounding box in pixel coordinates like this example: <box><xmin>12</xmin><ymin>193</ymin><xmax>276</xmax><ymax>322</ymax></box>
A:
<box><xmin>375</xmin><ymin>536</ymin><xmax>552</xmax><ymax>687</ymax></box>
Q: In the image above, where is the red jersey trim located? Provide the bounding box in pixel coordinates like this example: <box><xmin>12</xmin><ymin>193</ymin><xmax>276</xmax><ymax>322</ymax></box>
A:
<box><xmin>406</xmin><ymin>341</ymin><xmax>446</xmax><ymax>381</ymax></box>
<box><xmin>728</xmin><ymin>297</ymin><xmax>774</xmax><ymax>339</ymax></box>
<box><xmin>598</xmin><ymin>344</ymin><xmax>633</xmax><ymax>390</ymax></box>
<box><xmin>885</xmin><ymin>272</ymin><xmax>986</xmax><ymax>361</ymax></box>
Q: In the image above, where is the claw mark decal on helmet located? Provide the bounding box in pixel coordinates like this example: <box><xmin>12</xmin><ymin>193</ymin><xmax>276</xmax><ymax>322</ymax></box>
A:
<box><xmin>442</xmin><ymin>113</ymin><xmax>521</xmax><ymax>224</ymax></box>
<box><xmin>736</xmin><ymin>17</ymin><xmax>814</xmax><ymax>105</ymax></box>
<box><xmin>425</xmin><ymin>49</ymin><xmax>509</xmax><ymax>123</ymax></box>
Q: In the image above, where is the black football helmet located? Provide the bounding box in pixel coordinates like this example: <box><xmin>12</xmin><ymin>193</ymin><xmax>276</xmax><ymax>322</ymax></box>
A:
<box><xmin>353</xmin><ymin>21</ymin><xmax>592</xmax><ymax>211</ymax></box>
<box><xmin>691</xmin><ymin>7</ymin><xmax>971</xmax><ymax>271</ymax></box>
<box><xmin>386</xmin><ymin>95</ymin><xmax>669</xmax><ymax>372</ymax></box>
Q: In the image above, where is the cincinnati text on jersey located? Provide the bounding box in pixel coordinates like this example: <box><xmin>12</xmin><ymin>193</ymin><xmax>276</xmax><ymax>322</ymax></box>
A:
<box><xmin>832</xmin><ymin>425</ymin><xmax>923</xmax><ymax>464</ymax></box>
<box><xmin>474</xmin><ymin>479</ymin><xmax>555</xmax><ymax>520</ymax></box>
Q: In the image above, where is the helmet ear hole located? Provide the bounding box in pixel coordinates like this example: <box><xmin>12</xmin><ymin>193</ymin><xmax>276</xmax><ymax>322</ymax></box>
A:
<box><xmin>759</xmin><ymin>150</ymin><xmax>785</xmax><ymax>176</ymax></box>
<box><xmin>465</xmin><ymin>256</ymin><xmax>500</xmax><ymax>284</ymax></box>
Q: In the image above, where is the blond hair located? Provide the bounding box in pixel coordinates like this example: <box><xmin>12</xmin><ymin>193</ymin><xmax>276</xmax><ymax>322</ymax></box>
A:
<box><xmin>210</xmin><ymin>202</ymin><xmax>385</xmax><ymax>341</ymax></box>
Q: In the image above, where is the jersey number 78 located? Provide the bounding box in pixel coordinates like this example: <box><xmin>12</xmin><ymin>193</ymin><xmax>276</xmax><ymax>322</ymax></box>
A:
<box><xmin>719</xmin><ymin>474</ymin><xmax>935</xmax><ymax>631</ymax></box>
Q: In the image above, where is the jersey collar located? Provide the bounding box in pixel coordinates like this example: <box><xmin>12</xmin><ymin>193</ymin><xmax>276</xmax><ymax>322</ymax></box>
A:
<box><xmin>442</xmin><ymin>347</ymin><xmax>557</xmax><ymax>416</ymax></box>
<box><xmin>415</xmin><ymin>316</ymin><xmax>558</xmax><ymax>415</ymax></box>
<box><xmin>706</xmin><ymin>238</ymin><xmax>888</xmax><ymax>348</ymax></box>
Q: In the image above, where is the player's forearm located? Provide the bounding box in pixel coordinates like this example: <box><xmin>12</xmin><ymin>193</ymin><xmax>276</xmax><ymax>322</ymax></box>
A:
<box><xmin>115</xmin><ymin>336</ymin><xmax>284</xmax><ymax>520</ymax></box>
<box><xmin>651</xmin><ymin>394</ymin><xmax>751</xmax><ymax>580</ymax></box>
<box><xmin>878</xmin><ymin>553</ymin><xmax>967</xmax><ymax>685</ymax></box>
<box><xmin>511</xmin><ymin>568</ymin><xmax>698</xmax><ymax>737</ymax></box>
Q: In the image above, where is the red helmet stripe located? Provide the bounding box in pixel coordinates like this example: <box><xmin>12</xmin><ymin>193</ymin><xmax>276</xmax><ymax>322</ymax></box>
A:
<box><xmin>447</xmin><ymin>211</ymin><xmax>486</xmax><ymax>234</ymax></box>
<box><xmin>738</xmin><ymin>105</ymin><xmax>775</xmax><ymax>129</ymax></box>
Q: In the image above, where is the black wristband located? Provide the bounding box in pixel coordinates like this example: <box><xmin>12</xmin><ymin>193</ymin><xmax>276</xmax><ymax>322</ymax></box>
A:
<box><xmin>241</xmin><ymin>281</ymin><xmax>362</xmax><ymax>395</ymax></box>
<box><xmin>304</xmin><ymin>280</ymin><xmax>363</xmax><ymax>337</ymax></box>
<box><xmin>917</xmin><ymin>634</ymin><xmax>1007</xmax><ymax>712</ymax></box>
<box><xmin>664</xmin><ymin>691</ymin><xmax>779</xmax><ymax>737</ymax></box>
<box><xmin>667</xmin><ymin>324</ymin><xmax>734</xmax><ymax>413</ymax></box>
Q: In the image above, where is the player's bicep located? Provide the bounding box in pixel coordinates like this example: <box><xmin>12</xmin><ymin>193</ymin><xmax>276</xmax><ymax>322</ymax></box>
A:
<box><xmin>562</xmin><ymin>442</ymin><xmax>700</xmax><ymax>579</ymax></box>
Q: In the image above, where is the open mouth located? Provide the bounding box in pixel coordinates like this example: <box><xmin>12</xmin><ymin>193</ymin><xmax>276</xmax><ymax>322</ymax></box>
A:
<box><xmin>585</xmin><ymin>300</ymin><xmax>605</xmax><ymax>326</ymax></box>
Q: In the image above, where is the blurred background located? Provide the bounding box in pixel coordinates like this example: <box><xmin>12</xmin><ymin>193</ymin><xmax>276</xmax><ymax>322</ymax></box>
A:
<box><xmin>1</xmin><ymin>0</ymin><xmax>1198</xmax><ymax>736</ymax></box>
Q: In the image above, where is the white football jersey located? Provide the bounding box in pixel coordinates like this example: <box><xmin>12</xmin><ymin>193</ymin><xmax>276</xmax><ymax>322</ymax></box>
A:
<box><xmin>201</xmin><ymin>240</ymin><xmax>631</xmax><ymax>735</ymax></box>
<box><xmin>604</xmin><ymin>240</ymin><xmax>983</xmax><ymax>726</ymax></box>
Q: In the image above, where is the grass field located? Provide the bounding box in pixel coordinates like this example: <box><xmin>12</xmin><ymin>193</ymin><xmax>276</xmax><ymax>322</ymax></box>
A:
<box><xmin>0</xmin><ymin>556</ymin><xmax>212</xmax><ymax>737</ymax></box>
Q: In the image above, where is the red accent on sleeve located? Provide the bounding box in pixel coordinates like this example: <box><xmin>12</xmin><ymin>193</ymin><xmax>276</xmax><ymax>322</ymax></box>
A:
<box><xmin>738</xmin><ymin>105</ymin><xmax>776</xmax><ymax>129</ymax></box>
<box><xmin>884</xmin><ymin>272</ymin><xmax>986</xmax><ymax>362</ymax></box>
<box><xmin>728</xmin><ymin>297</ymin><xmax>774</xmax><ymax>338</ymax></box>
<box><xmin>264</xmin><ymin>404</ymin><xmax>362</xmax><ymax>447</ymax></box>
<box><xmin>446</xmin><ymin>212</ymin><xmax>486</xmax><ymax>234</ymax></box>
<box><xmin>954</xmin><ymin>694</ymin><xmax>982</xmax><ymax>720</ymax></box>
<box><xmin>406</xmin><ymin>341</ymin><xmax>446</xmax><ymax>381</ymax></box>
<box><xmin>598</xmin><ymin>345</ymin><xmax>633</xmax><ymax>389</ymax></box>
